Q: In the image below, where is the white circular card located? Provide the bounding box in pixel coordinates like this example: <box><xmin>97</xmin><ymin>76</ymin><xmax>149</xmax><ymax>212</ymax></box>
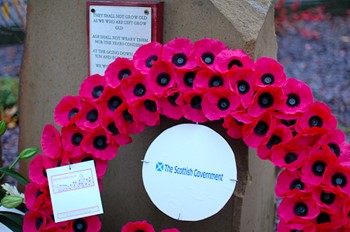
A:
<box><xmin>142</xmin><ymin>123</ymin><xmax>237</xmax><ymax>221</ymax></box>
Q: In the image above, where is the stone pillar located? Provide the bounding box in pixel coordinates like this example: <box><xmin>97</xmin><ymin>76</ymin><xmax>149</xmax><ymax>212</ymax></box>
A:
<box><xmin>19</xmin><ymin>1</ymin><xmax>277</xmax><ymax>231</ymax></box>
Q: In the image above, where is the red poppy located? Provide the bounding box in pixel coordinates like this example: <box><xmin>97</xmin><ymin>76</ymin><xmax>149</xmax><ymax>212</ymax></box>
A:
<box><xmin>223</xmin><ymin>110</ymin><xmax>253</xmax><ymax>139</ymax></box>
<box><xmin>129</xmin><ymin>97</ymin><xmax>160</xmax><ymax>127</ymax></box>
<box><xmin>29</xmin><ymin>155</ymin><xmax>49</xmax><ymax>186</ymax></box>
<box><xmin>214</xmin><ymin>49</ymin><xmax>254</xmax><ymax>74</ymax></box>
<box><xmin>296</xmin><ymin>102</ymin><xmax>337</xmax><ymax>132</ymax></box>
<box><xmin>314</xmin><ymin>210</ymin><xmax>345</xmax><ymax>231</ymax></box>
<box><xmin>133</xmin><ymin>41</ymin><xmax>162</xmax><ymax>74</ymax></box>
<box><xmin>277</xmin><ymin>218</ymin><xmax>316</xmax><ymax>232</ymax></box>
<box><xmin>105</xmin><ymin>57</ymin><xmax>138</xmax><ymax>88</ymax></box>
<box><xmin>247</xmin><ymin>86</ymin><xmax>283</xmax><ymax>117</ymax></box>
<box><xmin>257</xmin><ymin>124</ymin><xmax>293</xmax><ymax>160</ymax></box>
<box><xmin>23</xmin><ymin>206</ymin><xmax>53</xmax><ymax>232</ymax></box>
<box><xmin>270</xmin><ymin>136</ymin><xmax>310</xmax><ymax>171</ymax></box>
<box><xmin>175</xmin><ymin>68</ymin><xmax>200</xmax><ymax>91</ymax></box>
<box><xmin>202</xmin><ymin>87</ymin><xmax>240</xmax><ymax>121</ymax></box>
<box><xmin>147</xmin><ymin>61</ymin><xmax>177</xmax><ymax>96</ymax></box>
<box><xmin>120</xmin><ymin>74</ymin><xmax>153</xmax><ymax>104</ymax></box>
<box><xmin>113</xmin><ymin>103</ymin><xmax>146</xmax><ymax>134</ymax></box>
<box><xmin>278</xmin><ymin>194</ymin><xmax>320</xmax><ymax>222</ymax></box>
<box><xmin>75</xmin><ymin>101</ymin><xmax>101</xmax><ymax>130</ymax></box>
<box><xmin>317</xmin><ymin>129</ymin><xmax>346</xmax><ymax>158</ymax></box>
<box><xmin>157</xmin><ymin>89</ymin><xmax>184</xmax><ymax>120</ymax></box>
<box><xmin>182</xmin><ymin>91</ymin><xmax>207</xmax><ymax>123</ymax></box>
<box><xmin>193</xmin><ymin>69</ymin><xmax>229</xmax><ymax>90</ymax></box>
<box><xmin>121</xmin><ymin>220</ymin><xmax>155</xmax><ymax>232</ymax></box>
<box><xmin>78</xmin><ymin>74</ymin><xmax>106</xmax><ymax>102</ymax></box>
<box><xmin>281</xmin><ymin>78</ymin><xmax>313</xmax><ymax>115</ymax></box>
<box><xmin>323</xmin><ymin>164</ymin><xmax>350</xmax><ymax>195</ymax></box>
<box><xmin>161</xmin><ymin>38</ymin><xmax>198</xmax><ymax>70</ymax></box>
<box><xmin>342</xmin><ymin>198</ymin><xmax>350</xmax><ymax>228</ymax></box>
<box><xmin>311</xmin><ymin>185</ymin><xmax>347</xmax><ymax>214</ymax></box>
<box><xmin>254</xmin><ymin>57</ymin><xmax>286</xmax><ymax>87</ymax></box>
<box><xmin>194</xmin><ymin>38</ymin><xmax>227</xmax><ymax>71</ymax></box>
<box><xmin>54</xmin><ymin>96</ymin><xmax>81</xmax><ymax>127</ymax></box>
<box><xmin>41</xmin><ymin>124</ymin><xmax>62</xmax><ymax>160</ymax></box>
<box><xmin>301</xmin><ymin>149</ymin><xmax>338</xmax><ymax>186</ymax></box>
<box><xmin>243</xmin><ymin>111</ymin><xmax>276</xmax><ymax>148</ymax></box>
<box><xmin>81</xmin><ymin>127</ymin><xmax>119</xmax><ymax>161</ymax></box>
<box><xmin>276</xmin><ymin>169</ymin><xmax>311</xmax><ymax>198</ymax></box>
<box><xmin>100</xmin><ymin>116</ymin><xmax>132</xmax><ymax>146</ymax></box>
<box><xmin>24</xmin><ymin>182</ymin><xmax>51</xmax><ymax>211</ymax></box>
<box><xmin>98</xmin><ymin>86</ymin><xmax>125</xmax><ymax>118</ymax></box>
<box><xmin>61</xmin><ymin>125</ymin><xmax>85</xmax><ymax>159</ymax></box>
<box><xmin>226</xmin><ymin>68</ymin><xmax>255</xmax><ymax>109</ymax></box>
<box><xmin>68</xmin><ymin>216</ymin><xmax>102</xmax><ymax>232</ymax></box>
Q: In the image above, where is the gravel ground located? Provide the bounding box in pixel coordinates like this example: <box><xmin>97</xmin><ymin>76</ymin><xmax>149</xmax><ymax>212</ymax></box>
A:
<box><xmin>277</xmin><ymin>16</ymin><xmax>350</xmax><ymax>140</ymax></box>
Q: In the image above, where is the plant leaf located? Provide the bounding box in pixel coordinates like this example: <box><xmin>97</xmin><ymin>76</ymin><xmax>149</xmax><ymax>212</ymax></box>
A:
<box><xmin>19</xmin><ymin>147</ymin><xmax>38</xmax><ymax>160</ymax></box>
<box><xmin>0</xmin><ymin>212</ymin><xmax>23</xmax><ymax>232</ymax></box>
<box><xmin>0</xmin><ymin>168</ymin><xmax>29</xmax><ymax>185</ymax></box>
<box><xmin>1</xmin><ymin>195</ymin><xmax>23</xmax><ymax>208</ymax></box>
<box><xmin>0</xmin><ymin>120</ymin><xmax>6</xmax><ymax>136</ymax></box>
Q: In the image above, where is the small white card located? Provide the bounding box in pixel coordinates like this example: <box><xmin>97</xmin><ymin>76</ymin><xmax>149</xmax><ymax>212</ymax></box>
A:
<box><xmin>47</xmin><ymin>160</ymin><xmax>103</xmax><ymax>222</ymax></box>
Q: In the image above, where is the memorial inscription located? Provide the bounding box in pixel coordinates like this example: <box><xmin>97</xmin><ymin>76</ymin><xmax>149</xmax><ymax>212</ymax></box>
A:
<box><xmin>87</xmin><ymin>1</ymin><xmax>163</xmax><ymax>75</ymax></box>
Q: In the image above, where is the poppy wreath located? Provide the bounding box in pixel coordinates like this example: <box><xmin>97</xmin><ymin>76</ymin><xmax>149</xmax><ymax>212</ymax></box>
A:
<box><xmin>23</xmin><ymin>37</ymin><xmax>350</xmax><ymax>232</ymax></box>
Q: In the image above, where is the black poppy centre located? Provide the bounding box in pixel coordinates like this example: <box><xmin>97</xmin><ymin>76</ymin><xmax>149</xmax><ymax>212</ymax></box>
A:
<box><xmin>209</xmin><ymin>76</ymin><xmax>223</xmax><ymax>87</ymax></box>
<box><xmin>172</xmin><ymin>53</ymin><xmax>187</xmax><ymax>67</ymax></box>
<box><xmin>68</xmin><ymin>108</ymin><xmax>79</xmax><ymax>120</ymax></box>
<box><xmin>287</xmin><ymin>94</ymin><xmax>300</xmax><ymax>107</ymax></box>
<box><xmin>290</xmin><ymin>179</ymin><xmax>305</xmax><ymax>190</ymax></box>
<box><xmin>72</xmin><ymin>133</ymin><xmax>83</xmax><ymax>146</ymax></box>
<box><xmin>156</xmin><ymin>73</ymin><xmax>171</xmax><ymax>86</ymax></box>
<box><xmin>118</xmin><ymin>68</ymin><xmax>131</xmax><ymax>80</ymax></box>
<box><xmin>201</xmin><ymin>52</ymin><xmax>215</xmax><ymax>65</ymax></box>
<box><xmin>123</xmin><ymin>110</ymin><xmax>134</xmax><ymax>122</ymax></box>
<box><xmin>218</xmin><ymin>98</ymin><xmax>230</xmax><ymax>111</ymax></box>
<box><xmin>144</xmin><ymin>100</ymin><xmax>157</xmax><ymax>112</ymax></box>
<box><xmin>266</xmin><ymin>135</ymin><xmax>282</xmax><ymax>149</ymax></box>
<box><xmin>36</xmin><ymin>217</ymin><xmax>43</xmax><ymax>230</ymax></box>
<box><xmin>168</xmin><ymin>93</ymin><xmax>179</xmax><ymax>106</ymax></box>
<box><xmin>108</xmin><ymin>96</ymin><xmax>123</xmax><ymax>111</ymax></box>
<box><xmin>191</xmin><ymin>96</ymin><xmax>202</xmax><ymax>110</ymax></box>
<box><xmin>312</xmin><ymin>161</ymin><xmax>326</xmax><ymax>176</ymax></box>
<box><xmin>328</xmin><ymin>143</ymin><xmax>340</xmax><ymax>157</ymax></box>
<box><xmin>228</xmin><ymin>59</ymin><xmax>243</xmax><ymax>69</ymax></box>
<box><xmin>73</xmin><ymin>218</ymin><xmax>88</xmax><ymax>232</ymax></box>
<box><xmin>93</xmin><ymin>135</ymin><xmax>108</xmax><ymax>150</ymax></box>
<box><xmin>320</xmin><ymin>191</ymin><xmax>335</xmax><ymax>205</ymax></box>
<box><xmin>284</xmin><ymin>152</ymin><xmax>298</xmax><ymax>164</ymax></box>
<box><xmin>294</xmin><ymin>202</ymin><xmax>308</xmax><ymax>216</ymax></box>
<box><xmin>107</xmin><ymin>122</ymin><xmax>119</xmax><ymax>135</ymax></box>
<box><xmin>184</xmin><ymin>72</ymin><xmax>196</xmax><ymax>87</ymax></box>
<box><xmin>332</xmin><ymin>173</ymin><xmax>347</xmax><ymax>188</ymax></box>
<box><xmin>254</xmin><ymin>121</ymin><xmax>269</xmax><ymax>135</ymax></box>
<box><xmin>86</xmin><ymin>109</ymin><xmax>98</xmax><ymax>123</ymax></box>
<box><xmin>92</xmin><ymin>86</ymin><xmax>104</xmax><ymax>98</ymax></box>
<box><xmin>145</xmin><ymin>55</ymin><xmax>158</xmax><ymax>68</ymax></box>
<box><xmin>134</xmin><ymin>83</ymin><xmax>146</xmax><ymax>97</ymax></box>
<box><xmin>237</xmin><ymin>80</ymin><xmax>250</xmax><ymax>94</ymax></box>
<box><xmin>258</xmin><ymin>92</ymin><xmax>274</xmax><ymax>108</ymax></box>
<box><xmin>308</xmin><ymin>115</ymin><xmax>323</xmax><ymax>128</ymax></box>
<box><xmin>261</xmin><ymin>73</ymin><xmax>274</xmax><ymax>85</ymax></box>
<box><xmin>316</xmin><ymin>213</ymin><xmax>331</xmax><ymax>224</ymax></box>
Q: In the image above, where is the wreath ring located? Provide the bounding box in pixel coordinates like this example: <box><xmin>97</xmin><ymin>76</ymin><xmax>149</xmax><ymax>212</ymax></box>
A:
<box><xmin>23</xmin><ymin>38</ymin><xmax>350</xmax><ymax>231</ymax></box>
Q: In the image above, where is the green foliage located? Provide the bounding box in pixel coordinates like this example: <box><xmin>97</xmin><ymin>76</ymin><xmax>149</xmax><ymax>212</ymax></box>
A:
<box><xmin>0</xmin><ymin>77</ymin><xmax>19</xmax><ymax>110</ymax></box>
<box><xmin>0</xmin><ymin>212</ymin><xmax>24</xmax><ymax>232</ymax></box>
